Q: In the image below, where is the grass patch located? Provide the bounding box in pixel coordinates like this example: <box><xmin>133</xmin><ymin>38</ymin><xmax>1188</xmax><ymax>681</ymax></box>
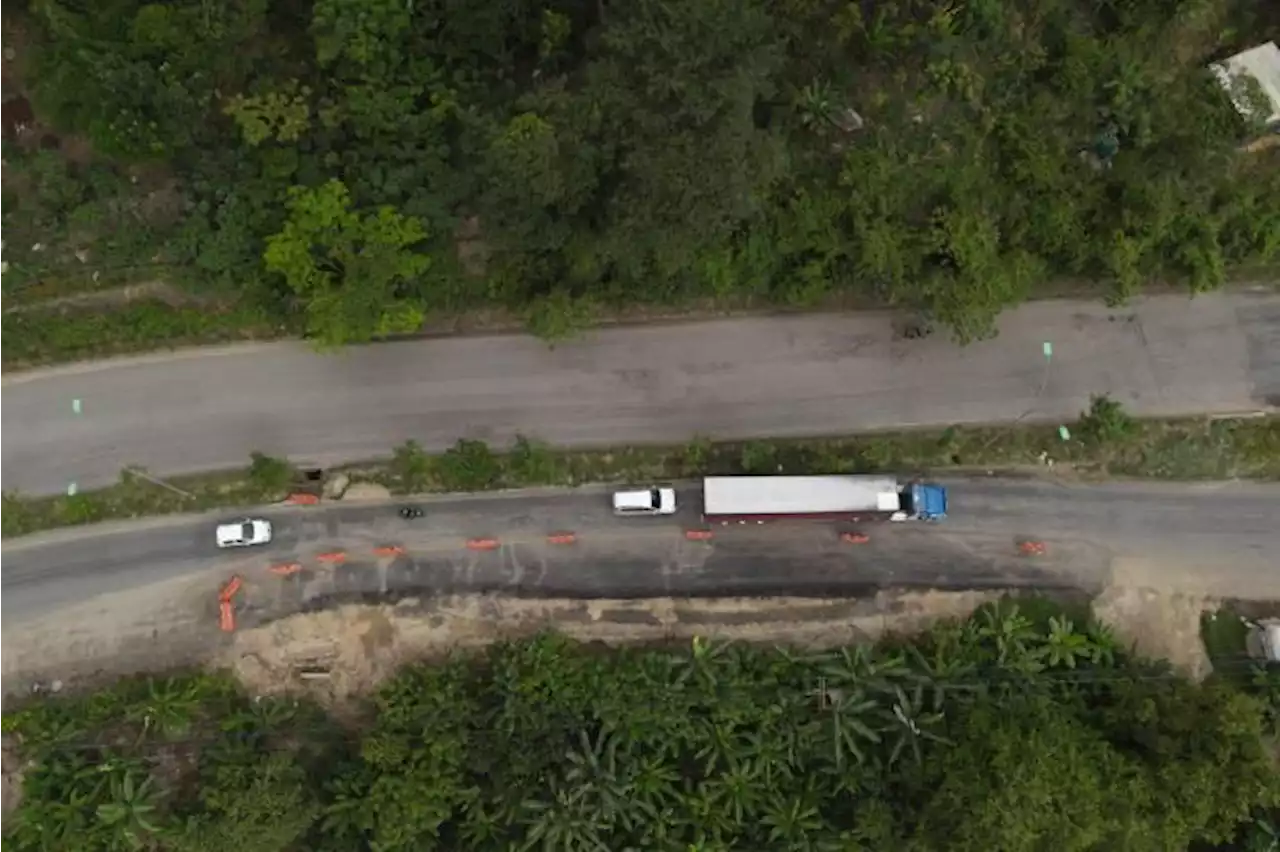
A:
<box><xmin>1</xmin><ymin>467</ymin><xmax>291</xmax><ymax>538</ymax></box>
<box><xmin>1200</xmin><ymin>607</ymin><xmax>1252</xmax><ymax>669</ymax></box>
<box><xmin>4</xmin><ymin>409</ymin><xmax>1277</xmax><ymax>539</ymax></box>
<box><xmin>0</xmin><ymin>299</ymin><xmax>298</xmax><ymax>368</ymax></box>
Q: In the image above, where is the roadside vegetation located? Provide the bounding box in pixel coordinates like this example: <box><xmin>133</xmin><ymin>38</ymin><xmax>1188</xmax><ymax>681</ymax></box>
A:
<box><xmin>4</xmin><ymin>599</ymin><xmax>1279</xmax><ymax>851</ymax></box>
<box><xmin>3</xmin><ymin>401</ymin><xmax>1277</xmax><ymax>538</ymax></box>
<box><xmin>3</xmin><ymin>0</ymin><xmax>1279</xmax><ymax>363</ymax></box>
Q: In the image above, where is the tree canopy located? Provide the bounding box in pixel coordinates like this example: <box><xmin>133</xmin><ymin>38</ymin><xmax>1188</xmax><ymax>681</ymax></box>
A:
<box><xmin>3</xmin><ymin>0</ymin><xmax>1279</xmax><ymax>346</ymax></box>
<box><xmin>5</xmin><ymin>597</ymin><xmax>1280</xmax><ymax>851</ymax></box>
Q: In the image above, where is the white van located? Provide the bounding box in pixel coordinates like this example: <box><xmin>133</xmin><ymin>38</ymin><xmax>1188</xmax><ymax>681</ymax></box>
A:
<box><xmin>612</xmin><ymin>487</ymin><xmax>677</xmax><ymax>516</ymax></box>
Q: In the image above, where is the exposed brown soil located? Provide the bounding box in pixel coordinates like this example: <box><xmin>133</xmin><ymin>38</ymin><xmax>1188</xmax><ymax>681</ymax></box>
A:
<box><xmin>1092</xmin><ymin>586</ymin><xmax>1214</xmax><ymax>680</ymax></box>
<box><xmin>216</xmin><ymin>591</ymin><xmax>1004</xmax><ymax>707</ymax></box>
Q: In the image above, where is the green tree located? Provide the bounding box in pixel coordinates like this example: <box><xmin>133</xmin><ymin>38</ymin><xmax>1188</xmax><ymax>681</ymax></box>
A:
<box><xmin>224</xmin><ymin>82</ymin><xmax>312</xmax><ymax>146</ymax></box>
<box><xmin>263</xmin><ymin>179</ymin><xmax>431</xmax><ymax>347</ymax></box>
<box><xmin>28</xmin><ymin>0</ymin><xmax>270</xmax><ymax>158</ymax></box>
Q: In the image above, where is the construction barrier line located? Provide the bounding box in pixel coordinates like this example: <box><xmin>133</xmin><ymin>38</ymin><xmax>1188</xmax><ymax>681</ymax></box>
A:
<box><xmin>373</xmin><ymin>545</ymin><xmax>405</xmax><ymax>557</ymax></box>
<box><xmin>841</xmin><ymin>532</ymin><xmax>870</xmax><ymax>544</ymax></box>
<box><xmin>466</xmin><ymin>538</ymin><xmax>500</xmax><ymax>551</ymax></box>
<box><xmin>286</xmin><ymin>493</ymin><xmax>321</xmax><ymax>505</ymax></box>
<box><xmin>219</xmin><ymin>600</ymin><xmax>236</xmax><ymax>632</ymax></box>
<box><xmin>316</xmin><ymin>551</ymin><xmax>347</xmax><ymax>564</ymax></box>
<box><xmin>218</xmin><ymin>575</ymin><xmax>243</xmax><ymax>603</ymax></box>
<box><xmin>547</xmin><ymin>532</ymin><xmax>577</xmax><ymax>545</ymax></box>
<box><xmin>685</xmin><ymin>529</ymin><xmax>714</xmax><ymax>541</ymax></box>
<box><xmin>269</xmin><ymin>562</ymin><xmax>302</xmax><ymax>576</ymax></box>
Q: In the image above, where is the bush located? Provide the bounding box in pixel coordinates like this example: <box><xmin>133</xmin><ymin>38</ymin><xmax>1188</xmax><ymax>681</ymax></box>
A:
<box><xmin>1077</xmin><ymin>395</ymin><xmax>1137</xmax><ymax>446</ymax></box>
<box><xmin>436</xmin><ymin>439</ymin><xmax>501</xmax><ymax>491</ymax></box>
<box><xmin>739</xmin><ymin>440</ymin><xmax>779</xmax><ymax>474</ymax></box>
<box><xmin>390</xmin><ymin>440</ymin><xmax>433</xmax><ymax>492</ymax></box>
<box><xmin>246</xmin><ymin>451</ymin><xmax>294</xmax><ymax>495</ymax></box>
<box><xmin>681</xmin><ymin>435</ymin><xmax>714</xmax><ymax>476</ymax></box>
<box><xmin>508</xmin><ymin>435</ymin><xmax>563</xmax><ymax>484</ymax></box>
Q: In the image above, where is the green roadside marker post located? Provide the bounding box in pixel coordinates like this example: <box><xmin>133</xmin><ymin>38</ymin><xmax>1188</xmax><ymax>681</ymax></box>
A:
<box><xmin>70</xmin><ymin>402</ymin><xmax>83</xmax><ymax>494</ymax></box>
<box><xmin>1043</xmin><ymin>342</ymin><xmax>1071</xmax><ymax>440</ymax></box>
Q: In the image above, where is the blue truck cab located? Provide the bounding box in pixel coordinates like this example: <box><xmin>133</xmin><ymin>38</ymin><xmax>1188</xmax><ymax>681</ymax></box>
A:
<box><xmin>906</xmin><ymin>482</ymin><xmax>948</xmax><ymax>521</ymax></box>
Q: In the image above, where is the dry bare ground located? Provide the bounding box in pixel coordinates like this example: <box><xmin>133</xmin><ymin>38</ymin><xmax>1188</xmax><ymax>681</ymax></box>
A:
<box><xmin>1091</xmin><ymin>586</ymin><xmax>1215</xmax><ymax>681</ymax></box>
<box><xmin>216</xmin><ymin>591</ymin><xmax>1003</xmax><ymax>706</ymax></box>
<box><xmin>3</xmin><ymin>581</ymin><xmax>1224</xmax><ymax>707</ymax></box>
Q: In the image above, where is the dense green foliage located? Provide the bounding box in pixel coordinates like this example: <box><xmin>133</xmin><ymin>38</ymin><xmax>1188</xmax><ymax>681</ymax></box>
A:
<box><xmin>5</xmin><ymin>600</ymin><xmax>1280</xmax><ymax>850</ymax></box>
<box><xmin>4</xmin><ymin>0</ymin><xmax>1279</xmax><ymax>350</ymax></box>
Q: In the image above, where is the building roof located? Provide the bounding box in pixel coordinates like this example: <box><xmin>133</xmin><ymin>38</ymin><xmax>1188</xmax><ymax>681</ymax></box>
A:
<box><xmin>1210</xmin><ymin>41</ymin><xmax>1280</xmax><ymax>126</ymax></box>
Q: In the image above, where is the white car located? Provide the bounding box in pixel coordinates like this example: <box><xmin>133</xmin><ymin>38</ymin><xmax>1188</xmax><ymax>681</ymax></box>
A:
<box><xmin>612</xmin><ymin>487</ymin><xmax>677</xmax><ymax>516</ymax></box>
<box><xmin>215</xmin><ymin>518</ymin><xmax>273</xmax><ymax>548</ymax></box>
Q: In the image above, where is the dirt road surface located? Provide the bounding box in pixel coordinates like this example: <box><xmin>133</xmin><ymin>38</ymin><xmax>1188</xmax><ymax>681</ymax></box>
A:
<box><xmin>4</xmin><ymin>292</ymin><xmax>1277</xmax><ymax>494</ymax></box>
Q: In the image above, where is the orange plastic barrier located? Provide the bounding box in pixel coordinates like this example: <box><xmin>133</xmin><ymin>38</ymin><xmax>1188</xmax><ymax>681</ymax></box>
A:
<box><xmin>466</xmin><ymin>538</ymin><xmax>500</xmax><ymax>551</ymax></box>
<box><xmin>547</xmin><ymin>532</ymin><xmax>577</xmax><ymax>545</ymax></box>
<box><xmin>1018</xmin><ymin>540</ymin><xmax>1048</xmax><ymax>556</ymax></box>
<box><xmin>316</xmin><ymin>551</ymin><xmax>347</xmax><ymax>564</ymax></box>
<box><xmin>685</xmin><ymin>529</ymin><xmax>714</xmax><ymax>541</ymax></box>
<box><xmin>218</xmin><ymin>574</ymin><xmax>243</xmax><ymax>632</ymax></box>
<box><xmin>219</xmin><ymin>600</ymin><xmax>236</xmax><ymax>632</ymax></box>
<box><xmin>841</xmin><ymin>532</ymin><xmax>870</xmax><ymax>544</ymax></box>
<box><xmin>286</xmin><ymin>493</ymin><xmax>321</xmax><ymax>505</ymax></box>
<box><xmin>373</xmin><ymin>545</ymin><xmax>405</xmax><ymax>557</ymax></box>
<box><xmin>269</xmin><ymin>562</ymin><xmax>302</xmax><ymax>576</ymax></box>
<box><xmin>219</xmin><ymin>575</ymin><xmax>243</xmax><ymax>602</ymax></box>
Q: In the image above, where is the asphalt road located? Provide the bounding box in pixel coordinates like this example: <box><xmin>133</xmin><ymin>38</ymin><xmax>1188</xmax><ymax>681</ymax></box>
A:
<box><xmin>5</xmin><ymin>478</ymin><xmax>1278</xmax><ymax>624</ymax></box>
<box><xmin>4</xmin><ymin>292</ymin><xmax>1278</xmax><ymax>495</ymax></box>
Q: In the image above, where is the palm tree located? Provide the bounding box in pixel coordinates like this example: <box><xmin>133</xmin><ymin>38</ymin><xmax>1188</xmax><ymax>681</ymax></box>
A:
<box><xmin>1085</xmin><ymin>620</ymin><xmax>1120</xmax><ymax>667</ymax></box>
<box><xmin>677</xmin><ymin>783</ymin><xmax>736</xmax><ymax>847</ymax></box>
<box><xmin>519</xmin><ymin>785</ymin><xmax>610</xmax><ymax>852</ymax></box>
<box><xmin>629</xmin><ymin>752</ymin><xmax>681</xmax><ymax>817</ymax></box>
<box><xmin>797</xmin><ymin>80</ymin><xmax>836</xmax><ymax>131</ymax></box>
<box><xmin>320</xmin><ymin>766</ymin><xmax>375</xmax><ymax>847</ymax></box>
<box><xmin>125</xmin><ymin>676</ymin><xmax>201</xmax><ymax>739</ymax></box>
<box><xmin>562</xmin><ymin>728</ymin><xmax>640</xmax><ymax>831</ymax></box>
<box><xmin>95</xmin><ymin>768</ymin><xmax>163</xmax><ymax>850</ymax></box>
<box><xmin>676</xmin><ymin>636</ymin><xmax>732</xmax><ymax>691</ymax></box>
<box><xmin>824</xmin><ymin>686</ymin><xmax>883</xmax><ymax>769</ymax></box>
<box><xmin>9</xmin><ymin>753</ymin><xmax>103</xmax><ymax>849</ymax></box>
<box><xmin>457</xmin><ymin>794</ymin><xmax>512</xmax><ymax>848</ymax></box>
<box><xmin>877</xmin><ymin>683</ymin><xmax>950</xmax><ymax>768</ymax></box>
<box><xmin>976</xmin><ymin>601</ymin><xmax>1043</xmax><ymax>672</ymax></box>
<box><xmin>1036</xmin><ymin>616</ymin><xmax>1099</xmax><ymax>669</ymax></box>
<box><xmin>814</xmin><ymin>645</ymin><xmax>907</xmax><ymax>693</ymax></box>
<box><xmin>760</xmin><ymin>787</ymin><xmax>826</xmax><ymax>848</ymax></box>
<box><xmin>703</xmin><ymin>756</ymin><xmax>764</xmax><ymax>824</ymax></box>
<box><xmin>907</xmin><ymin>639</ymin><xmax>976</xmax><ymax>707</ymax></box>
